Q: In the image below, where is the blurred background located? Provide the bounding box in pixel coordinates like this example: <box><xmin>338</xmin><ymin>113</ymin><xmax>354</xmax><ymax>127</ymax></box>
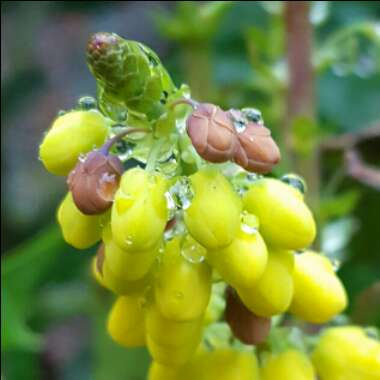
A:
<box><xmin>2</xmin><ymin>1</ymin><xmax>380</xmax><ymax>379</ymax></box>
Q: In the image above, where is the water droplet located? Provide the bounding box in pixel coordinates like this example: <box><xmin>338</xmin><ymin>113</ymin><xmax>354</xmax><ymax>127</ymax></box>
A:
<box><xmin>229</xmin><ymin>109</ymin><xmax>247</xmax><ymax>133</ymax></box>
<box><xmin>78</xmin><ymin>153</ymin><xmax>87</xmax><ymax>163</ymax></box>
<box><xmin>181</xmin><ymin>235</ymin><xmax>206</xmax><ymax>264</ymax></box>
<box><xmin>168</xmin><ymin>177</ymin><xmax>194</xmax><ymax>210</ymax></box>
<box><xmin>175</xmin><ymin>291</ymin><xmax>184</xmax><ymax>300</ymax></box>
<box><xmin>116</xmin><ymin>111</ymin><xmax>128</xmax><ymax>123</ymax></box>
<box><xmin>78</xmin><ymin>96</ymin><xmax>97</xmax><ymax>110</ymax></box>
<box><xmin>240</xmin><ymin>211</ymin><xmax>259</xmax><ymax>235</ymax></box>
<box><xmin>165</xmin><ymin>192</ymin><xmax>177</xmax><ymax>220</ymax></box>
<box><xmin>232</xmin><ymin>171</ymin><xmax>261</xmax><ymax>195</ymax></box>
<box><xmin>164</xmin><ymin>217</ymin><xmax>186</xmax><ymax>241</ymax></box>
<box><xmin>242</xmin><ymin>107</ymin><xmax>264</xmax><ymax>125</ymax></box>
<box><xmin>125</xmin><ymin>236</ymin><xmax>133</xmax><ymax>246</ymax></box>
<box><xmin>331</xmin><ymin>259</ymin><xmax>341</xmax><ymax>272</ymax></box>
<box><xmin>281</xmin><ymin>173</ymin><xmax>307</xmax><ymax>194</ymax></box>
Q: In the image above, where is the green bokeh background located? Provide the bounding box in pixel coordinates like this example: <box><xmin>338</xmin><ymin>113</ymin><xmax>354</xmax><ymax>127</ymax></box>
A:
<box><xmin>2</xmin><ymin>2</ymin><xmax>380</xmax><ymax>379</ymax></box>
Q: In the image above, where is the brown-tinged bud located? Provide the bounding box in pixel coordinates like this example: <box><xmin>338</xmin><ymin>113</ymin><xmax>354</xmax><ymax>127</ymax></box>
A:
<box><xmin>186</xmin><ymin>103</ymin><xmax>238</xmax><ymax>163</ymax></box>
<box><xmin>229</xmin><ymin>109</ymin><xmax>281</xmax><ymax>173</ymax></box>
<box><xmin>68</xmin><ymin>150</ymin><xmax>123</xmax><ymax>215</ymax></box>
<box><xmin>225</xmin><ymin>286</ymin><xmax>271</xmax><ymax>345</ymax></box>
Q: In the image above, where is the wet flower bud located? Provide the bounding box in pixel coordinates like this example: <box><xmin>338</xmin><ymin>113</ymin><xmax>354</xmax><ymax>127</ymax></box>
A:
<box><xmin>107</xmin><ymin>294</ymin><xmax>146</xmax><ymax>348</ymax></box>
<box><xmin>225</xmin><ymin>287</ymin><xmax>271</xmax><ymax>345</ymax></box>
<box><xmin>39</xmin><ymin>110</ymin><xmax>109</xmax><ymax>176</ymax></box>
<box><xmin>186</xmin><ymin>103</ymin><xmax>238</xmax><ymax>163</ymax></box>
<box><xmin>229</xmin><ymin>109</ymin><xmax>280</xmax><ymax>173</ymax></box>
<box><xmin>262</xmin><ymin>349</ymin><xmax>316</xmax><ymax>380</ymax></box>
<box><xmin>67</xmin><ymin>150</ymin><xmax>123</xmax><ymax>215</ymax></box>
<box><xmin>57</xmin><ymin>192</ymin><xmax>103</xmax><ymax>249</ymax></box>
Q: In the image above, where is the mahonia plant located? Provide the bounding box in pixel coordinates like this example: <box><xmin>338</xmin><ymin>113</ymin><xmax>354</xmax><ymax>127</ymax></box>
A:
<box><xmin>39</xmin><ymin>32</ymin><xmax>380</xmax><ymax>380</ymax></box>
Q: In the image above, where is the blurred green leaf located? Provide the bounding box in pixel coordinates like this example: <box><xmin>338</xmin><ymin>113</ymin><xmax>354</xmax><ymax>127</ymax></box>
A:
<box><xmin>320</xmin><ymin>190</ymin><xmax>361</xmax><ymax>220</ymax></box>
<box><xmin>1</xmin><ymin>224</ymin><xmax>62</xmax><ymax>351</ymax></box>
<box><xmin>292</xmin><ymin>117</ymin><xmax>320</xmax><ymax>156</ymax></box>
<box><xmin>155</xmin><ymin>1</ymin><xmax>234</xmax><ymax>42</ymax></box>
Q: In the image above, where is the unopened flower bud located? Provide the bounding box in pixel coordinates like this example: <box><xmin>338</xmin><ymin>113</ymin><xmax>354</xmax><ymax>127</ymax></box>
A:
<box><xmin>68</xmin><ymin>150</ymin><xmax>123</xmax><ymax>215</ymax></box>
<box><xmin>229</xmin><ymin>109</ymin><xmax>280</xmax><ymax>173</ymax></box>
<box><xmin>225</xmin><ymin>287</ymin><xmax>271</xmax><ymax>345</ymax></box>
<box><xmin>186</xmin><ymin>103</ymin><xmax>237</xmax><ymax>163</ymax></box>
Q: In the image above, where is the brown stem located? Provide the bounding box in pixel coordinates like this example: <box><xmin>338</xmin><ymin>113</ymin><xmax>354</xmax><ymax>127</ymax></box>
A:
<box><xmin>284</xmin><ymin>2</ymin><xmax>320</xmax><ymax>222</ymax></box>
<box><xmin>169</xmin><ymin>98</ymin><xmax>199</xmax><ymax>110</ymax></box>
<box><xmin>345</xmin><ymin>149</ymin><xmax>380</xmax><ymax>191</ymax></box>
<box><xmin>99</xmin><ymin>127</ymin><xmax>149</xmax><ymax>155</ymax></box>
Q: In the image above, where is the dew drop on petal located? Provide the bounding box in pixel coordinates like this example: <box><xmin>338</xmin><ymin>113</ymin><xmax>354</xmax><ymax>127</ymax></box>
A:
<box><xmin>181</xmin><ymin>235</ymin><xmax>206</xmax><ymax>264</ymax></box>
<box><xmin>240</xmin><ymin>211</ymin><xmax>259</xmax><ymax>235</ymax></box>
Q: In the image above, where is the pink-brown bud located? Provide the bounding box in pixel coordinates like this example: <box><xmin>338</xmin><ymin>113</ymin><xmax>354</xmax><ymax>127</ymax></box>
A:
<box><xmin>229</xmin><ymin>109</ymin><xmax>280</xmax><ymax>173</ymax></box>
<box><xmin>68</xmin><ymin>150</ymin><xmax>123</xmax><ymax>215</ymax></box>
<box><xmin>225</xmin><ymin>287</ymin><xmax>271</xmax><ymax>345</ymax></box>
<box><xmin>186</xmin><ymin>103</ymin><xmax>238</xmax><ymax>163</ymax></box>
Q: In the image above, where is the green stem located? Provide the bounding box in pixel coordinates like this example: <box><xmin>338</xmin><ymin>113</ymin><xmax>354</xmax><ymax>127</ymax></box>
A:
<box><xmin>146</xmin><ymin>138</ymin><xmax>164</xmax><ymax>172</ymax></box>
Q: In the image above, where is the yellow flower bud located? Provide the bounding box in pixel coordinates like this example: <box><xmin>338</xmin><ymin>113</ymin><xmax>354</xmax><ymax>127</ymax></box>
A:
<box><xmin>146</xmin><ymin>304</ymin><xmax>203</xmax><ymax>367</ymax></box>
<box><xmin>243</xmin><ymin>178</ymin><xmax>316</xmax><ymax>250</ymax></box>
<box><xmin>57</xmin><ymin>192</ymin><xmax>102</xmax><ymax>249</ymax></box>
<box><xmin>238</xmin><ymin>249</ymin><xmax>294</xmax><ymax>317</ymax></box>
<box><xmin>290</xmin><ymin>251</ymin><xmax>347</xmax><ymax>323</ymax></box>
<box><xmin>111</xmin><ymin>168</ymin><xmax>168</xmax><ymax>251</ymax></box>
<box><xmin>192</xmin><ymin>348</ymin><xmax>261</xmax><ymax>380</ymax></box>
<box><xmin>39</xmin><ymin>110</ymin><xmax>109</xmax><ymax>175</ymax></box>
<box><xmin>184</xmin><ymin>168</ymin><xmax>242</xmax><ymax>249</ymax></box>
<box><xmin>207</xmin><ymin>228</ymin><xmax>267</xmax><ymax>290</ymax></box>
<box><xmin>312</xmin><ymin>326</ymin><xmax>380</xmax><ymax>380</ymax></box>
<box><xmin>148</xmin><ymin>362</ymin><xmax>180</xmax><ymax>380</ymax></box>
<box><xmin>155</xmin><ymin>237</ymin><xmax>211</xmax><ymax>321</ymax></box>
<box><xmin>107</xmin><ymin>295</ymin><xmax>146</xmax><ymax>348</ymax></box>
<box><xmin>261</xmin><ymin>349</ymin><xmax>316</xmax><ymax>380</ymax></box>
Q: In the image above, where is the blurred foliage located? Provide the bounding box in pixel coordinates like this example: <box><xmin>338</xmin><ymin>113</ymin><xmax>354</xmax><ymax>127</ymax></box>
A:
<box><xmin>2</xmin><ymin>1</ymin><xmax>380</xmax><ymax>379</ymax></box>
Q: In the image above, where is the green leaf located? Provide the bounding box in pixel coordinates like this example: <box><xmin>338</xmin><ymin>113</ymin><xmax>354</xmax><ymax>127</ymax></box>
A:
<box><xmin>320</xmin><ymin>190</ymin><xmax>361</xmax><ymax>220</ymax></box>
<box><xmin>1</xmin><ymin>224</ymin><xmax>62</xmax><ymax>351</ymax></box>
<box><xmin>291</xmin><ymin>117</ymin><xmax>320</xmax><ymax>156</ymax></box>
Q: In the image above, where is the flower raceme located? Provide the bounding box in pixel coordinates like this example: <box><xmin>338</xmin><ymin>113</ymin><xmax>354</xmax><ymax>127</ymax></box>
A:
<box><xmin>40</xmin><ymin>32</ymin><xmax>362</xmax><ymax>379</ymax></box>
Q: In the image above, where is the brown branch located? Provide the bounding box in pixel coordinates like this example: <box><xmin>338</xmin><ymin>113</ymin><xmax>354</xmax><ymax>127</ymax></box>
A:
<box><xmin>285</xmin><ymin>1</ymin><xmax>315</xmax><ymax>122</ymax></box>
<box><xmin>321</xmin><ymin>123</ymin><xmax>380</xmax><ymax>150</ymax></box>
<box><xmin>284</xmin><ymin>2</ymin><xmax>320</xmax><ymax>214</ymax></box>
<box><xmin>345</xmin><ymin>149</ymin><xmax>380</xmax><ymax>191</ymax></box>
<box><xmin>320</xmin><ymin>123</ymin><xmax>380</xmax><ymax>191</ymax></box>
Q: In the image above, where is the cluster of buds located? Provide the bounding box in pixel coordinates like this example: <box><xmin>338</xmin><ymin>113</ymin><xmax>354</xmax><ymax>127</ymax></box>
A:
<box><xmin>178</xmin><ymin>99</ymin><xmax>281</xmax><ymax>173</ymax></box>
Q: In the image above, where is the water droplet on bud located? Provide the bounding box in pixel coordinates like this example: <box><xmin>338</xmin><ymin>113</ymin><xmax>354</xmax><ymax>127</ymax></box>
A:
<box><xmin>168</xmin><ymin>177</ymin><xmax>194</xmax><ymax>210</ymax></box>
<box><xmin>165</xmin><ymin>191</ymin><xmax>177</xmax><ymax>220</ymax></box>
<box><xmin>125</xmin><ymin>236</ymin><xmax>133</xmax><ymax>246</ymax></box>
<box><xmin>240</xmin><ymin>211</ymin><xmax>259</xmax><ymax>235</ymax></box>
<box><xmin>281</xmin><ymin>173</ymin><xmax>307</xmax><ymax>194</ymax></box>
<box><xmin>181</xmin><ymin>235</ymin><xmax>206</xmax><ymax>264</ymax></box>
<box><xmin>175</xmin><ymin>291</ymin><xmax>184</xmax><ymax>300</ymax></box>
<box><xmin>78</xmin><ymin>96</ymin><xmax>97</xmax><ymax>110</ymax></box>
